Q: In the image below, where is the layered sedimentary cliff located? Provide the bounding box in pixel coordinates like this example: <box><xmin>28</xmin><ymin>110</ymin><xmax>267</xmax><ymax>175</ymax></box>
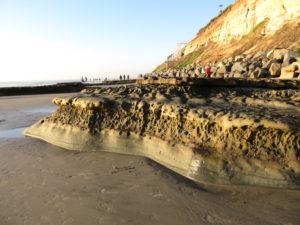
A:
<box><xmin>24</xmin><ymin>80</ymin><xmax>300</xmax><ymax>188</ymax></box>
<box><xmin>157</xmin><ymin>0</ymin><xmax>300</xmax><ymax>71</ymax></box>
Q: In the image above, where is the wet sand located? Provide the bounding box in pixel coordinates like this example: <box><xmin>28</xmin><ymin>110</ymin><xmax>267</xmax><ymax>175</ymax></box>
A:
<box><xmin>0</xmin><ymin>94</ymin><xmax>299</xmax><ymax>225</ymax></box>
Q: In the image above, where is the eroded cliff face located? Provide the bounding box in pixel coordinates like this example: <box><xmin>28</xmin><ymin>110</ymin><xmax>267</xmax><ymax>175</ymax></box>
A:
<box><xmin>158</xmin><ymin>0</ymin><xmax>300</xmax><ymax>71</ymax></box>
<box><xmin>24</xmin><ymin>81</ymin><xmax>300</xmax><ymax>188</ymax></box>
<box><xmin>185</xmin><ymin>0</ymin><xmax>300</xmax><ymax>55</ymax></box>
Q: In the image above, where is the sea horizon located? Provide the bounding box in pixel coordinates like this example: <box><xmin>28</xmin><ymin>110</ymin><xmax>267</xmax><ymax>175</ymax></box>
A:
<box><xmin>0</xmin><ymin>79</ymin><xmax>81</xmax><ymax>88</ymax></box>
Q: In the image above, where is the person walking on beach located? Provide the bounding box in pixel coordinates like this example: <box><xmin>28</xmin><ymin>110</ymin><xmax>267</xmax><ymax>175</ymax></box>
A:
<box><xmin>123</xmin><ymin>75</ymin><xmax>126</xmax><ymax>80</ymax></box>
<box><xmin>205</xmin><ymin>65</ymin><xmax>212</xmax><ymax>78</ymax></box>
<box><xmin>120</xmin><ymin>75</ymin><xmax>122</xmax><ymax>80</ymax></box>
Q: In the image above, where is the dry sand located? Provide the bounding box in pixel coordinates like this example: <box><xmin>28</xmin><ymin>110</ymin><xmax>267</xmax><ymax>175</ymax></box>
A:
<box><xmin>0</xmin><ymin>94</ymin><xmax>299</xmax><ymax>225</ymax></box>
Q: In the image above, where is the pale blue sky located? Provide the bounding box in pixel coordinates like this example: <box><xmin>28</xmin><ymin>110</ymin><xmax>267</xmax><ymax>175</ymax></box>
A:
<box><xmin>0</xmin><ymin>0</ymin><xmax>235</xmax><ymax>81</ymax></box>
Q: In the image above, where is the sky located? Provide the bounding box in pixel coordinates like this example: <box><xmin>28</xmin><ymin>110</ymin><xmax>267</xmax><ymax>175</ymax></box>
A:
<box><xmin>0</xmin><ymin>0</ymin><xmax>235</xmax><ymax>82</ymax></box>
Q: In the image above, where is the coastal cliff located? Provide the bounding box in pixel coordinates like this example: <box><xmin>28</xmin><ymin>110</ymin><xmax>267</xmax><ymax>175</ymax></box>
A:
<box><xmin>156</xmin><ymin>0</ymin><xmax>300</xmax><ymax>70</ymax></box>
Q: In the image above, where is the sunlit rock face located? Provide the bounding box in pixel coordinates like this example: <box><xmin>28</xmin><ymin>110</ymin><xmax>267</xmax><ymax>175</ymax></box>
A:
<box><xmin>183</xmin><ymin>0</ymin><xmax>300</xmax><ymax>56</ymax></box>
<box><xmin>24</xmin><ymin>81</ymin><xmax>300</xmax><ymax>189</ymax></box>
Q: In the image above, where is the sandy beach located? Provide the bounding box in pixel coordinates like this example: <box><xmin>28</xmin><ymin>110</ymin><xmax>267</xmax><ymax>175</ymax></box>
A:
<box><xmin>0</xmin><ymin>93</ymin><xmax>299</xmax><ymax>225</ymax></box>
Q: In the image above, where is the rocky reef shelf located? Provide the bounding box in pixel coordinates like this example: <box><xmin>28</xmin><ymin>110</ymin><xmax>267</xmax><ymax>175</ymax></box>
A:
<box><xmin>24</xmin><ymin>80</ymin><xmax>300</xmax><ymax>189</ymax></box>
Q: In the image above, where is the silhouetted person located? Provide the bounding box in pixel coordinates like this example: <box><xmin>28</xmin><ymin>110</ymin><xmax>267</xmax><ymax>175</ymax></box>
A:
<box><xmin>123</xmin><ymin>75</ymin><xmax>125</xmax><ymax>80</ymax></box>
<box><xmin>120</xmin><ymin>75</ymin><xmax>122</xmax><ymax>80</ymax></box>
<box><xmin>127</xmin><ymin>75</ymin><xmax>129</xmax><ymax>80</ymax></box>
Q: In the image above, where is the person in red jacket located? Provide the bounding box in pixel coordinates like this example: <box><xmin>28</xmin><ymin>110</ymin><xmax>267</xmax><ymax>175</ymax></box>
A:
<box><xmin>205</xmin><ymin>65</ymin><xmax>212</xmax><ymax>77</ymax></box>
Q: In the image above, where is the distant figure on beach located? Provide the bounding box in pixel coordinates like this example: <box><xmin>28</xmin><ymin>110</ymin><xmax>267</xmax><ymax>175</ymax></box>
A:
<box><xmin>205</xmin><ymin>65</ymin><xmax>212</xmax><ymax>77</ymax></box>
<box><xmin>127</xmin><ymin>75</ymin><xmax>129</xmax><ymax>80</ymax></box>
<box><xmin>120</xmin><ymin>75</ymin><xmax>122</xmax><ymax>80</ymax></box>
<box><xmin>85</xmin><ymin>77</ymin><xmax>88</xmax><ymax>82</ymax></box>
<box><xmin>81</xmin><ymin>76</ymin><xmax>84</xmax><ymax>82</ymax></box>
<box><xmin>123</xmin><ymin>75</ymin><xmax>125</xmax><ymax>80</ymax></box>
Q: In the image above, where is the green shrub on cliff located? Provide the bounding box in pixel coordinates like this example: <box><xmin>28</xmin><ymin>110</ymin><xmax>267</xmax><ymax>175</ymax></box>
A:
<box><xmin>177</xmin><ymin>51</ymin><xmax>203</xmax><ymax>68</ymax></box>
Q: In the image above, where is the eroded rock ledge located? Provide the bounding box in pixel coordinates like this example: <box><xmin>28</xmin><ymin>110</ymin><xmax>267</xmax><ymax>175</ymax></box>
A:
<box><xmin>24</xmin><ymin>80</ymin><xmax>300</xmax><ymax>188</ymax></box>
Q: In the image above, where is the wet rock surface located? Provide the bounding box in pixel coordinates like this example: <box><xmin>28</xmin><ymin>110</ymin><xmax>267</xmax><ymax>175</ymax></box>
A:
<box><xmin>25</xmin><ymin>82</ymin><xmax>300</xmax><ymax>188</ymax></box>
<box><xmin>0</xmin><ymin>82</ymin><xmax>85</xmax><ymax>96</ymax></box>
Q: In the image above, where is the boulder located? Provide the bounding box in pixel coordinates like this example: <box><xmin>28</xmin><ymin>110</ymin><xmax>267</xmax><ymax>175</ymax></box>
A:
<box><xmin>195</xmin><ymin>68</ymin><xmax>201</xmax><ymax>76</ymax></box>
<box><xmin>266</xmin><ymin>50</ymin><xmax>274</xmax><ymax>60</ymax></box>
<box><xmin>250</xmin><ymin>68</ymin><xmax>269</xmax><ymax>78</ymax></box>
<box><xmin>210</xmin><ymin>66</ymin><xmax>218</xmax><ymax>73</ymax></box>
<box><xmin>269</xmin><ymin>63</ymin><xmax>281</xmax><ymax>77</ymax></box>
<box><xmin>252</xmin><ymin>51</ymin><xmax>267</xmax><ymax>60</ymax></box>
<box><xmin>181</xmin><ymin>72</ymin><xmax>189</xmax><ymax>78</ymax></box>
<box><xmin>280</xmin><ymin>62</ymin><xmax>300</xmax><ymax>79</ymax></box>
<box><xmin>234</xmin><ymin>55</ymin><xmax>245</xmax><ymax>62</ymax></box>
<box><xmin>249</xmin><ymin>62</ymin><xmax>262</xmax><ymax>70</ymax></box>
<box><xmin>231</xmin><ymin>62</ymin><xmax>247</xmax><ymax>73</ymax></box>
<box><xmin>272</xmin><ymin>49</ymin><xmax>299</xmax><ymax>62</ymax></box>
<box><xmin>233</xmin><ymin>72</ymin><xmax>247</xmax><ymax>78</ymax></box>
<box><xmin>282</xmin><ymin>53</ymin><xmax>298</xmax><ymax>67</ymax></box>
<box><xmin>262</xmin><ymin>59</ymin><xmax>277</xmax><ymax>69</ymax></box>
<box><xmin>217</xmin><ymin>63</ymin><xmax>230</xmax><ymax>74</ymax></box>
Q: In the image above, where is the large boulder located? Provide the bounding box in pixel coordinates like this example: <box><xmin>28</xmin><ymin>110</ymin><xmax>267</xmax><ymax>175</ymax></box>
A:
<box><xmin>248</xmin><ymin>62</ymin><xmax>261</xmax><ymax>70</ymax></box>
<box><xmin>252</xmin><ymin>51</ymin><xmax>267</xmax><ymax>60</ymax></box>
<box><xmin>273</xmin><ymin>49</ymin><xmax>290</xmax><ymax>61</ymax></box>
<box><xmin>282</xmin><ymin>52</ymin><xmax>298</xmax><ymax>67</ymax></box>
<box><xmin>280</xmin><ymin>62</ymin><xmax>300</xmax><ymax>79</ymax></box>
<box><xmin>194</xmin><ymin>68</ymin><xmax>201</xmax><ymax>76</ymax></box>
<box><xmin>250</xmin><ymin>68</ymin><xmax>269</xmax><ymax>78</ymax></box>
<box><xmin>210</xmin><ymin>66</ymin><xmax>218</xmax><ymax>73</ymax></box>
<box><xmin>217</xmin><ymin>63</ymin><xmax>231</xmax><ymax>74</ymax></box>
<box><xmin>266</xmin><ymin>50</ymin><xmax>274</xmax><ymax>60</ymax></box>
<box><xmin>234</xmin><ymin>55</ymin><xmax>245</xmax><ymax>62</ymax></box>
<box><xmin>262</xmin><ymin>59</ymin><xmax>277</xmax><ymax>69</ymax></box>
<box><xmin>272</xmin><ymin>49</ymin><xmax>300</xmax><ymax>62</ymax></box>
<box><xmin>269</xmin><ymin>63</ymin><xmax>281</xmax><ymax>77</ymax></box>
<box><xmin>231</xmin><ymin>62</ymin><xmax>247</xmax><ymax>73</ymax></box>
<box><xmin>233</xmin><ymin>72</ymin><xmax>247</xmax><ymax>78</ymax></box>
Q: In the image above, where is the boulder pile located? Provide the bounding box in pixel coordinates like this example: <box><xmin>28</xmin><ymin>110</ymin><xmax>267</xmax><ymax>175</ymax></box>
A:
<box><xmin>148</xmin><ymin>49</ymin><xmax>300</xmax><ymax>79</ymax></box>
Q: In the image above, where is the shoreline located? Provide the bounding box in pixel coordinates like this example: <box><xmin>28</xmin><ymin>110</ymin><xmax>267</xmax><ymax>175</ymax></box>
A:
<box><xmin>1</xmin><ymin>94</ymin><xmax>300</xmax><ymax>225</ymax></box>
<box><xmin>0</xmin><ymin>80</ymin><xmax>137</xmax><ymax>97</ymax></box>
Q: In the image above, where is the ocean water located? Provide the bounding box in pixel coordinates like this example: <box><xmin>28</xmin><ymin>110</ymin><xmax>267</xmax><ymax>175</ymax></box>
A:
<box><xmin>0</xmin><ymin>79</ymin><xmax>80</xmax><ymax>88</ymax></box>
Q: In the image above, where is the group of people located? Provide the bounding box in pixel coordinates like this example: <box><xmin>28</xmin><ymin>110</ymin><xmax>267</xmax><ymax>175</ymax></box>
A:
<box><xmin>120</xmin><ymin>75</ymin><xmax>130</xmax><ymax>81</ymax></box>
<box><xmin>81</xmin><ymin>75</ymin><xmax>132</xmax><ymax>83</ymax></box>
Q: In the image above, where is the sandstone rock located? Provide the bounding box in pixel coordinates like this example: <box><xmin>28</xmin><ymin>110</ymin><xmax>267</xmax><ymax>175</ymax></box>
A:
<box><xmin>250</xmin><ymin>68</ymin><xmax>269</xmax><ymax>78</ymax></box>
<box><xmin>233</xmin><ymin>72</ymin><xmax>247</xmax><ymax>78</ymax></box>
<box><xmin>181</xmin><ymin>72</ymin><xmax>189</xmax><ymax>78</ymax></box>
<box><xmin>280</xmin><ymin>62</ymin><xmax>300</xmax><ymax>79</ymax></box>
<box><xmin>266</xmin><ymin>50</ymin><xmax>274</xmax><ymax>60</ymax></box>
<box><xmin>252</xmin><ymin>51</ymin><xmax>266</xmax><ymax>60</ymax></box>
<box><xmin>269</xmin><ymin>63</ymin><xmax>281</xmax><ymax>77</ymax></box>
<box><xmin>272</xmin><ymin>49</ymin><xmax>299</xmax><ymax>62</ymax></box>
<box><xmin>195</xmin><ymin>68</ymin><xmax>201</xmax><ymax>76</ymax></box>
<box><xmin>263</xmin><ymin>59</ymin><xmax>279</xmax><ymax>69</ymax></box>
<box><xmin>282</xmin><ymin>53</ymin><xmax>298</xmax><ymax>67</ymax></box>
<box><xmin>234</xmin><ymin>55</ymin><xmax>245</xmax><ymax>62</ymax></box>
<box><xmin>210</xmin><ymin>66</ymin><xmax>218</xmax><ymax>73</ymax></box>
<box><xmin>217</xmin><ymin>64</ymin><xmax>229</xmax><ymax>74</ymax></box>
<box><xmin>231</xmin><ymin>62</ymin><xmax>247</xmax><ymax>73</ymax></box>
<box><xmin>24</xmin><ymin>82</ymin><xmax>300</xmax><ymax>189</ymax></box>
<box><xmin>249</xmin><ymin>62</ymin><xmax>261</xmax><ymax>70</ymax></box>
